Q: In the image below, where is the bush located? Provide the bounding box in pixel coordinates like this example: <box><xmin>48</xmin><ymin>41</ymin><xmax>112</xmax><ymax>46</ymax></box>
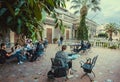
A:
<box><xmin>108</xmin><ymin>45</ymin><xmax>117</xmax><ymax>49</ymax></box>
<box><xmin>103</xmin><ymin>43</ymin><xmax>108</xmax><ymax>47</ymax></box>
<box><xmin>98</xmin><ymin>33</ymin><xmax>108</xmax><ymax>38</ymax></box>
<box><xmin>53</xmin><ymin>38</ymin><xmax>58</xmax><ymax>43</ymax></box>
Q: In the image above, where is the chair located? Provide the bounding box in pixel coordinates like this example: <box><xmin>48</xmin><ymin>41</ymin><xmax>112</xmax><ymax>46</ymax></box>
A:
<box><xmin>80</xmin><ymin>55</ymin><xmax>98</xmax><ymax>81</ymax></box>
<box><xmin>51</xmin><ymin>58</ymin><xmax>66</xmax><ymax>69</ymax></box>
<box><xmin>47</xmin><ymin>58</ymin><xmax>67</xmax><ymax>79</ymax></box>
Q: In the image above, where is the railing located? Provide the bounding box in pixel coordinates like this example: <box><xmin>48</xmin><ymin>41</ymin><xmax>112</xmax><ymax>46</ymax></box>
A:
<box><xmin>64</xmin><ymin>40</ymin><xmax>120</xmax><ymax>49</ymax></box>
<box><xmin>1</xmin><ymin>40</ymin><xmax>120</xmax><ymax>49</ymax></box>
<box><xmin>90</xmin><ymin>41</ymin><xmax>120</xmax><ymax>49</ymax></box>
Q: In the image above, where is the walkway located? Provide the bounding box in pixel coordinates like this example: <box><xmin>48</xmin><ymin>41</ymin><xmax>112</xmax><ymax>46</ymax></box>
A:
<box><xmin>0</xmin><ymin>44</ymin><xmax>120</xmax><ymax>82</ymax></box>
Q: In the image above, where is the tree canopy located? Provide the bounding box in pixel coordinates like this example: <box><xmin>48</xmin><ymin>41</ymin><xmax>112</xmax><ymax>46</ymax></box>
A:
<box><xmin>104</xmin><ymin>23</ymin><xmax>119</xmax><ymax>41</ymax></box>
<box><xmin>0</xmin><ymin>0</ymin><xmax>69</xmax><ymax>43</ymax></box>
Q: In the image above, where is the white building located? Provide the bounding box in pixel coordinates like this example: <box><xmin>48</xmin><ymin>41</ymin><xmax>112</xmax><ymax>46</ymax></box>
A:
<box><xmin>8</xmin><ymin>8</ymin><xmax>98</xmax><ymax>44</ymax></box>
<box><xmin>73</xmin><ymin>17</ymin><xmax>98</xmax><ymax>39</ymax></box>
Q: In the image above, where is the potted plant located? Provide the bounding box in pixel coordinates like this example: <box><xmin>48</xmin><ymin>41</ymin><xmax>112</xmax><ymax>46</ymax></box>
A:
<box><xmin>53</xmin><ymin>38</ymin><xmax>58</xmax><ymax>44</ymax></box>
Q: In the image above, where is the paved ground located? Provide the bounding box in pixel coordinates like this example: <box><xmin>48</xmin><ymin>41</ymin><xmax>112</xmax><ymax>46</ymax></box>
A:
<box><xmin>0</xmin><ymin>44</ymin><xmax>120</xmax><ymax>82</ymax></box>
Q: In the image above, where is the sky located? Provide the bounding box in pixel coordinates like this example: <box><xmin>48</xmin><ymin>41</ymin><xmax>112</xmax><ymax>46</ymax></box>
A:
<box><xmin>65</xmin><ymin>0</ymin><xmax>120</xmax><ymax>25</ymax></box>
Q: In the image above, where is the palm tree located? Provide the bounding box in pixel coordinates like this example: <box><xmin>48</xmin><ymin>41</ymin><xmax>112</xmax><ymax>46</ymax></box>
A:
<box><xmin>104</xmin><ymin>23</ymin><xmax>118</xmax><ymax>41</ymax></box>
<box><xmin>70</xmin><ymin>0</ymin><xmax>100</xmax><ymax>40</ymax></box>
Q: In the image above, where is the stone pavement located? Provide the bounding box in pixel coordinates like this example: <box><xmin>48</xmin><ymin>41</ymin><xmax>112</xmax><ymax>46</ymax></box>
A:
<box><xmin>0</xmin><ymin>44</ymin><xmax>120</xmax><ymax>82</ymax></box>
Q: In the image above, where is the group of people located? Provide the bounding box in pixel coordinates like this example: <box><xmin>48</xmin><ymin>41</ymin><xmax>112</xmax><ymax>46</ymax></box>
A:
<box><xmin>72</xmin><ymin>40</ymin><xmax>91</xmax><ymax>53</ymax></box>
<box><xmin>0</xmin><ymin>38</ymin><xmax>48</xmax><ymax>64</ymax></box>
<box><xmin>0</xmin><ymin>37</ymin><xmax>91</xmax><ymax>79</ymax></box>
<box><xmin>51</xmin><ymin>40</ymin><xmax>91</xmax><ymax>79</ymax></box>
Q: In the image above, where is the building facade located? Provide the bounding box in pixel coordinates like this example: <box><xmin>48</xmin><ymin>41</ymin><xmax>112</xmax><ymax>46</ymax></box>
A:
<box><xmin>73</xmin><ymin>17</ymin><xmax>98</xmax><ymax>39</ymax></box>
<box><xmin>42</xmin><ymin>8</ymin><xmax>74</xmax><ymax>43</ymax></box>
<box><xmin>9</xmin><ymin>8</ymin><xmax>98</xmax><ymax>44</ymax></box>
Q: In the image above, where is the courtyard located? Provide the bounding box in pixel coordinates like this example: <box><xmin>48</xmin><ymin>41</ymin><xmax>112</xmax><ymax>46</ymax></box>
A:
<box><xmin>0</xmin><ymin>44</ymin><xmax>120</xmax><ymax>82</ymax></box>
<box><xmin>1</xmin><ymin>0</ymin><xmax>120</xmax><ymax>82</ymax></box>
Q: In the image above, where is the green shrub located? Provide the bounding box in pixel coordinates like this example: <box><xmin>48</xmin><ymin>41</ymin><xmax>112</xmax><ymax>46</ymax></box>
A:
<box><xmin>108</xmin><ymin>45</ymin><xmax>117</xmax><ymax>49</ymax></box>
<box><xmin>53</xmin><ymin>38</ymin><xmax>58</xmax><ymax>43</ymax></box>
<box><xmin>98</xmin><ymin>33</ymin><xmax>108</xmax><ymax>38</ymax></box>
<box><xmin>103</xmin><ymin>43</ymin><xmax>108</xmax><ymax>47</ymax></box>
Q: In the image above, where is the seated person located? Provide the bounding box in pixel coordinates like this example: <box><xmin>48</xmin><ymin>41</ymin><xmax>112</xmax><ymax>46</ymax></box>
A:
<box><xmin>25</xmin><ymin>41</ymin><xmax>34</xmax><ymax>60</ymax></box>
<box><xmin>30</xmin><ymin>39</ymin><xmax>44</xmax><ymax>62</ymax></box>
<box><xmin>11</xmin><ymin>43</ymin><xmax>22</xmax><ymax>53</ymax></box>
<box><xmin>43</xmin><ymin>38</ymin><xmax>48</xmax><ymax>49</ymax></box>
<box><xmin>0</xmin><ymin>43</ymin><xmax>23</xmax><ymax>64</ymax></box>
<box><xmin>36</xmin><ymin>39</ymin><xmax>45</xmax><ymax>55</ymax></box>
<box><xmin>55</xmin><ymin>45</ymin><xmax>72</xmax><ymax>77</ymax></box>
<box><xmin>12</xmin><ymin>43</ymin><xmax>27</xmax><ymax>61</ymax></box>
<box><xmin>86</xmin><ymin>41</ymin><xmax>91</xmax><ymax>49</ymax></box>
<box><xmin>26</xmin><ymin>40</ymin><xmax>34</xmax><ymax>54</ymax></box>
<box><xmin>77</xmin><ymin>40</ymin><xmax>87</xmax><ymax>53</ymax></box>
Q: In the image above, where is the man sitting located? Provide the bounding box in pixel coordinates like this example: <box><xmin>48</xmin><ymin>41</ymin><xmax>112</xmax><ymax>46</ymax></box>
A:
<box><xmin>0</xmin><ymin>43</ymin><xmax>23</xmax><ymax>64</ymax></box>
<box><xmin>86</xmin><ymin>41</ymin><xmax>91</xmax><ymax>49</ymax></box>
<box><xmin>25</xmin><ymin>40</ymin><xmax>34</xmax><ymax>60</ymax></box>
<box><xmin>43</xmin><ymin>38</ymin><xmax>48</xmax><ymax>50</ymax></box>
<box><xmin>55</xmin><ymin>45</ymin><xmax>72</xmax><ymax>78</ymax></box>
<box><xmin>30</xmin><ymin>39</ymin><xmax>44</xmax><ymax>62</ymax></box>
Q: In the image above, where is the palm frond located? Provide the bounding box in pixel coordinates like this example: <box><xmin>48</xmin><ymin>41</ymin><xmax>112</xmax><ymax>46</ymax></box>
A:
<box><xmin>87</xmin><ymin>4</ymin><xmax>91</xmax><ymax>8</ymax></box>
<box><xmin>61</xmin><ymin>0</ymin><xmax>66</xmax><ymax>7</ymax></box>
<box><xmin>74</xmin><ymin>10</ymin><xmax>79</xmax><ymax>15</ymax></box>
<box><xmin>71</xmin><ymin>0</ymin><xmax>79</xmax><ymax>4</ymax></box>
<box><xmin>4</xmin><ymin>1</ymin><xmax>15</xmax><ymax>16</ymax></box>
<box><xmin>117</xmin><ymin>28</ymin><xmax>120</xmax><ymax>33</ymax></box>
<box><xmin>104</xmin><ymin>23</ymin><xmax>118</xmax><ymax>33</ymax></box>
<box><xmin>96</xmin><ymin>6</ymin><xmax>101</xmax><ymax>11</ymax></box>
<box><xmin>91</xmin><ymin>6</ymin><xmax>101</xmax><ymax>12</ymax></box>
<box><xmin>78</xmin><ymin>0</ymin><xmax>82</xmax><ymax>4</ymax></box>
<box><xmin>70</xmin><ymin>4</ymin><xmax>80</xmax><ymax>9</ymax></box>
<box><xmin>40</xmin><ymin>2</ymin><xmax>51</xmax><ymax>14</ymax></box>
<box><xmin>91</xmin><ymin>0</ymin><xmax>100</xmax><ymax>5</ymax></box>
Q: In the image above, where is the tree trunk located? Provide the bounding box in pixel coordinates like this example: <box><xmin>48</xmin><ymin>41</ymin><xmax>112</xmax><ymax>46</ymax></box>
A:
<box><xmin>80</xmin><ymin>6</ymin><xmax>88</xmax><ymax>17</ymax></box>
<box><xmin>109</xmin><ymin>32</ymin><xmax>113</xmax><ymax>41</ymax></box>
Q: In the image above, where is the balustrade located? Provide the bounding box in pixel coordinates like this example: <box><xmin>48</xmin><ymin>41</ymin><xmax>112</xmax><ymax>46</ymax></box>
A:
<box><xmin>64</xmin><ymin>40</ymin><xmax>120</xmax><ymax>49</ymax></box>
